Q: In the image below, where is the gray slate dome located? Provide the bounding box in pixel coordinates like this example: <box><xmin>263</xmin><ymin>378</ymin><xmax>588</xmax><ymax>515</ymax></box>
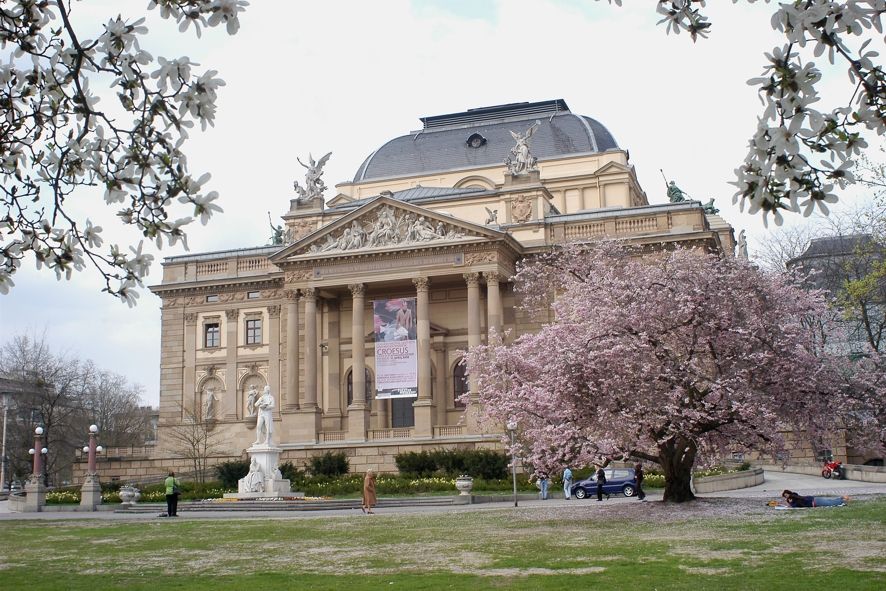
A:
<box><xmin>353</xmin><ymin>99</ymin><xmax>619</xmax><ymax>183</ymax></box>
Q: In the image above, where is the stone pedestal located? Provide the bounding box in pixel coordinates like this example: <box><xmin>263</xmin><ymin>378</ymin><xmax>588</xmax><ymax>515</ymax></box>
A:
<box><xmin>412</xmin><ymin>400</ymin><xmax>435</xmax><ymax>438</ymax></box>
<box><xmin>292</xmin><ymin>408</ymin><xmax>322</xmax><ymax>443</ymax></box>
<box><xmin>347</xmin><ymin>406</ymin><xmax>370</xmax><ymax>441</ymax></box>
<box><xmin>223</xmin><ymin>444</ymin><xmax>304</xmax><ymax>500</ymax></box>
<box><xmin>80</xmin><ymin>473</ymin><xmax>102</xmax><ymax>510</ymax></box>
<box><xmin>23</xmin><ymin>477</ymin><xmax>46</xmax><ymax>512</ymax></box>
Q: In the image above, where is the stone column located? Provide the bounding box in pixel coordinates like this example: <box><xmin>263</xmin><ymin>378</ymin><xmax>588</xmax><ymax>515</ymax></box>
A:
<box><xmin>303</xmin><ymin>288</ymin><xmax>318</xmax><ymax>410</ymax></box>
<box><xmin>347</xmin><ymin>283</ymin><xmax>370</xmax><ymax>441</ymax></box>
<box><xmin>267</xmin><ymin>305</ymin><xmax>281</xmax><ymax>413</ymax></box>
<box><xmin>326</xmin><ymin>299</ymin><xmax>342</xmax><ymax>419</ymax></box>
<box><xmin>293</xmin><ymin>287</ymin><xmax>321</xmax><ymax>442</ymax></box>
<box><xmin>224</xmin><ymin>309</ymin><xmax>239</xmax><ymax>419</ymax></box>
<box><xmin>413</xmin><ymin>277</ymin><xmax>434</xmax><ymax>437</ymax></box>
<box><xmin>183</xmin><ymin>312</ymin><xmax>198</xmax><ymax>418</ymax></box>
<box><xmin>464</xmin><ymin>272</ymin><xmax>482</xmax><ymax>432</ymax></box>
<box><xmin>433</xmin><ymin>343</ymin><xmax>448</xmax><ymax>429</ymax></box>
<box><xmin>284</xmin><ymin>290</ymin><xmax>300</xmax><ymax>412</ymax></box>
<box><xmin>484</xmin><ymin>271</ymin><xmax>502</xmax><ymax>337</ymax></box>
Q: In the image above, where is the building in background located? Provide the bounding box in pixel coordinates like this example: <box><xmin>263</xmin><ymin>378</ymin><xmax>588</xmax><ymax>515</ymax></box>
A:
<box><xmin>98</xmin><ymin>99</ymin><xmax>737</xmax><ymax>480</ymax></box>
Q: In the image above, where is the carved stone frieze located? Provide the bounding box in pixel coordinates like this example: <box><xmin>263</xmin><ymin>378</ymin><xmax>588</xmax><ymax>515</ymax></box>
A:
<box><xmin>287</xmin><ymin>219</ymin><xmax>316</xmax><ymax>241</ymax></box>
<box><xmin>308</xmin><ymin>205</ymin><xmax>467</xmax><ymax>254</ymax></box>
<box><xmin>260</xmin><ymin>289</ymin><xmax>280</xmax><ymax>299</ymax></box>
<box><xmin>285</xmin><ymin>269</ymin><xmax>315</xmax><ymax>283</ymax></box>
<box><xmin>184</xmin><ymin>296</ymin><xmax>201</xmax><ymax>306</ymax></box>
<box><xmin>465</xmin><ymin>252</ymin><xmax>496</xmax><ymax>265</ymax></box>
<box><xmin>511</xmin><ymin>195</ymin><xmax>532</xmax><ymax>223</ymax></box>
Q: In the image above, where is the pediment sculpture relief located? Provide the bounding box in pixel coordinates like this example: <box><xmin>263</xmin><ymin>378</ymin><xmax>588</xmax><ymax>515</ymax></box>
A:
<box><xmin>308</xmin><ymin>205</ymin><xmax>466</xmax><ymax>254</ymax></box>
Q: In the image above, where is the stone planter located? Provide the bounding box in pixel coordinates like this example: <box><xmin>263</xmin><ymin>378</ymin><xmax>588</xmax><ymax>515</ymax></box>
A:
<box><xmin>455</xmin><ymin>475</ymin><xmax>474</xmax><ymax>496</ymax></box>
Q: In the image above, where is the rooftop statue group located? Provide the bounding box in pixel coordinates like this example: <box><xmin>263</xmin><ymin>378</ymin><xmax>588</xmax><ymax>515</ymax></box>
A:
<box><xmin>268</xmin><ymin>151</ymin><xmax>333</xmax><ymax>245</ymax></box>
<box><xmin>662</xmin><ymin>171</ymin><xmax>719</xmax><ymax>215</ymax></box>
<box><xmin>505</xmin><ymin>120</ymin><xmax>540</xmax><ymax>176</ymax></box>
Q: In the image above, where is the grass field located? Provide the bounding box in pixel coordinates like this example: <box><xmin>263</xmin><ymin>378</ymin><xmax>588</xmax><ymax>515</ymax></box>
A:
<box><xmin>1</xmin><ymin>496</ymin><xmax>883</xmax><ymax>590</ymax></box>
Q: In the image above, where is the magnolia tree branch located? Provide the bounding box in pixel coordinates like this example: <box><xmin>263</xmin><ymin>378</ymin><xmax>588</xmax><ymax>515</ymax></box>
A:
<box><xmin>600</xmin><ymin>0</ymin><xmax>886</xmax><ymax>226</ymax></box>
<box><xmin>0</xmin><ymin>0</ymin><xmax>247</xmax><ymax>303</ymax></box>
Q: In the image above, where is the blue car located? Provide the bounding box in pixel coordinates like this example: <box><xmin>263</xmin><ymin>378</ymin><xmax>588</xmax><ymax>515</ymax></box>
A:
<box><xmin>571</xmin><ymin>468</ymin><xmax>638</xmax><ymax>499</ymax></box>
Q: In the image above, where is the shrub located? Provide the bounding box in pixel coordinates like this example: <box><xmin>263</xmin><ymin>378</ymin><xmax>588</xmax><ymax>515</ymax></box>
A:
<box><xmin>309</xmin><ymin>452</ymin><xmax>349</xmax><ymax>477</ymax></box>
<box><xmin>395</xmin><ymin>449</ymin><xmax>509</xmax><ymax>480</ymax></box>
<box><xmin>215</xmin><ymin>460</ymin><xmax>249</xmax><ymax>489</ymax></box>
<box><xmin>395</xmin><ymin>451</ymin><xmax>438</xmax><ymax>477</ymax></box>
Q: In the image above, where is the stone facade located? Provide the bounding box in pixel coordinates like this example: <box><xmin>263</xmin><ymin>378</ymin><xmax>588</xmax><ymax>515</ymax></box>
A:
<box><xmin>87</xmin><ymin>100</ymin><xmax>737</xmax><ymax>482</ymax></box>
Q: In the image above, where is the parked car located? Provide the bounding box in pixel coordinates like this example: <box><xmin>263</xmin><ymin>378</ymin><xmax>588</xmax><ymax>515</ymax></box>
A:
<box><xmin>571</xmin><ymin>468</ymin><xmax>638</xmax><ymax>499</ymax></box>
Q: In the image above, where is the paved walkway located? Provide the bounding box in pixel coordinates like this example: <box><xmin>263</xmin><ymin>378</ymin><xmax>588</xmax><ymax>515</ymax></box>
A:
<box><xmin>1</xmin><ymin>471</ymin><xmax>883</xmax><ymax>521</ymax></box>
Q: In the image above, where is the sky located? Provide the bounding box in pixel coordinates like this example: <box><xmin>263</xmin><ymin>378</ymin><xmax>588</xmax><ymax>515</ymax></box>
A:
<box><xmin>1</xmin><ymin>1</ymin><xmax>879</xmax><ymax>407</ymax></box>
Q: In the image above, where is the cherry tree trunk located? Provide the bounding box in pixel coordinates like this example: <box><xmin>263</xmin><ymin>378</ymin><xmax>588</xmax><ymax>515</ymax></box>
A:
<box><xmin>658</xmin><ymin>436</ymin><xmax>698</xmax><ymax>503</ymax></box>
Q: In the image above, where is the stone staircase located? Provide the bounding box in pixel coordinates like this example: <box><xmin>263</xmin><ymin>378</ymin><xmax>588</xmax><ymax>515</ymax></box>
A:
<box><xmin>116</xmin><ymin>496</ymin><xmax>461</xmax><ymax>514</ymax></box>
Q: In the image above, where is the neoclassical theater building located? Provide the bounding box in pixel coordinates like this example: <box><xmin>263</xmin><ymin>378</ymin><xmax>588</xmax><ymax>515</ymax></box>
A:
<box><xmin>119</xmin><ymin>99</ymin><xmax>737</xmax><ymax>478</ymax></box>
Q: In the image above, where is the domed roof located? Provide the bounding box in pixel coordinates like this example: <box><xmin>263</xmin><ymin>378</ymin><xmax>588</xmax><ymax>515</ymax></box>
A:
<box><xmin>353</xmin><ymin>100</ymin><xmax>619</xmax><ymax>183</ymax></box>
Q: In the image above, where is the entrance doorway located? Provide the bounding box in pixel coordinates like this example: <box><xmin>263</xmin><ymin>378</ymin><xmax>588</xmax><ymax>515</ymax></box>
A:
<box><xmin>391</xmin><ymin>397</ymin><xmax>415</xmax><ymax>428</ymax></box>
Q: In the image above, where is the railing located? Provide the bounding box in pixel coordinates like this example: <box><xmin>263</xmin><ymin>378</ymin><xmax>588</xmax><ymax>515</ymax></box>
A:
<box><xmin>319</xmin><ymin>431</ymin><xmax>346</xmax><ymax>442</ymax></box>
<box><xmin>75</xmin><ymin>445</ymin><xmax>155</xmax><ymax>459</ymax></box>
<box><xmin>433</xmin><ymin>425</ymin><xmax>464</xmax><ymax>437</ymax></box>
<box><xmin>564</xmin><ymin>222</ymin><xmax>606</xmax><ymax>241</ymax></box>
<box><xmin>368</xmin><ymin>428</ymin><xmax>413</xmax><ymax>440</ymax></box>
<box><xmin>615</xmin><ymin>216</ymin><xmax>658</xmax><ymax>235</ymax></box>
<box><xmin>236</xmin><ymin>257</ymin><xmax>270</xmax><ymax>273</ymax></box>
<box><xmin>196</xmin><ymin>261</ymin><xmax>227</xmax><ymax>277</ymax></box>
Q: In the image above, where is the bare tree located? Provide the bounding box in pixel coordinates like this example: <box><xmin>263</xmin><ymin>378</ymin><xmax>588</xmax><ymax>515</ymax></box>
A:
<box><xmin>164</xmin><ymin>403</ymin><xmax>226</xmax><ymax>485</ymax></box>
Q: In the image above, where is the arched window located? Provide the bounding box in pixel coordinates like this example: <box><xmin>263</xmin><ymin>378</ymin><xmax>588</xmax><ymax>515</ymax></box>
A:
<box><xmin>453</xmin><ymin>360</ymin><xmax>468</xmax><ymax>408</ymax></box>
<box><xmin>347</xmin><ymin>367</ymin><xmax>372</xmax><ymax>407</ymax></box>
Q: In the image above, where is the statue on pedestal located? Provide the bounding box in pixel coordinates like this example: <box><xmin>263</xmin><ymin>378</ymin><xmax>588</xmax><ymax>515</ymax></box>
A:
<box><xmin>253</xmin><ymin>385</ymin><xmax>275</xmax><ymax>445</ymax></box>
<box><xmin>243</xmin><ymin>457</ymin><xmax>265</xmax><ymax>493</ymax></box>
<box><xmin>505</xmin><ymin>121</ymin><xmax>540</xmax><ymax>175</ymax></box>
<box><xmin>245</xmin><ymin>384</ymin><xmax>258</xmax><ymax>417</ymax></box>
<box><xmin>293</xmin><ymin>151</ymin><xmax>332</xmax><ymax>203</ymax></box>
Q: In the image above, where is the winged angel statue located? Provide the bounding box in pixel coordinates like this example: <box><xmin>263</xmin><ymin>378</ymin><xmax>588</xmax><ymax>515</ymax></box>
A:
<box><xmin>505</xmin><ymin>120</ymin><xmax>540</xmax><ymax>175</ymax></box>
<box><xmin>293</xmin><ymin>152</ymin><xmax>332</xmax><ymax>202</ymax></box>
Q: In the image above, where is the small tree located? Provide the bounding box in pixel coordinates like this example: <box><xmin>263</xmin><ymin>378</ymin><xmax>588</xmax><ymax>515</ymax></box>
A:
<box><xmin>467</xmin><ymin>243</ymin><xmax>877</xmax><ymax>502</ymax></box>
<box><xmin>165</xmin><ymin>403</ymin><xmax>225</xmax><ymax>485</ymax></box>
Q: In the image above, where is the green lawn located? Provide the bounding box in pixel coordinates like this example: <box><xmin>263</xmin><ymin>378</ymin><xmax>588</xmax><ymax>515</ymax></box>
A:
<box><xmin>1</xmin><ymin>497</ymin><xmax>884</xmax><ymax>590</ymax></box>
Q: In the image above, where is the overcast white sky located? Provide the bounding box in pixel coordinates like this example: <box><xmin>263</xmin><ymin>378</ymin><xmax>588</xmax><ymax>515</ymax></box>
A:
<box><xmin>1</xmin><ymin>1</ymin><xmax>877</xmax><ymax>406</ymax></box>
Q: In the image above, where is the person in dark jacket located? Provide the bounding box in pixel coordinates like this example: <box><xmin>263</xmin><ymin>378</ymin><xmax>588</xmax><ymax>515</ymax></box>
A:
<box><xmin>595</xmin><ymin>466</ymin><xmax>606</xmax><ymax>501</ymax></box>
<box><xmin>782</xmin><ymin>489</ymin><xmax>848</xmax><ymax>508</ymax></box>
<box><xmin>635</xmin><ymin>462</ymin><xmax>647</xmax><ymax>501</ymax></box>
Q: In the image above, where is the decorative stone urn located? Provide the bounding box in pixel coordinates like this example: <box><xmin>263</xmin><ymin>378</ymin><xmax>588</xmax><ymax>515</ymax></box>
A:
<box><xmin>455</xmin><ymin>475</ymin><xmax>474</xmax><ymax>496</ymax></box>
<box><xmin>119</xmin><ymin>485</ymin><xmax>141</xmax><ymax>505</ymax></box>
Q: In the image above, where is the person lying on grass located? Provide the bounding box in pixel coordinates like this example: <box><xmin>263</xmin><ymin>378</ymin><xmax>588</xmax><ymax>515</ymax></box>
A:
<box><xmin>780</xmin><ymin>489</ymin><xmax>850</xmax><ymax>508</ymax></box>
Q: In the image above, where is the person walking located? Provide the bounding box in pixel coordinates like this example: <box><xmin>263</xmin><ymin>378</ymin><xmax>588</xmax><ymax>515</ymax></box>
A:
<box><xmin>164</xmin><ymin>470</ymin><xmax>181</xmax><ymax>517</ymax></box>
<box><xmin>563</xmin><ymin>467</ymin><xmax>574</xmax><ymax>500</ymax></box>
<box><xmin>362</xmin><ymin>469</ymin><xmax>377</xmax><ymax>514</ymax></box>
<box><xmin>635</xmin><ymin>462</ymin><xmax>647</xmax><ymax>501</ymax></box>
<box><xmin>595</xmin><ymin>465</ymin><xmax>607</xmax><ymax>501</ymax></box>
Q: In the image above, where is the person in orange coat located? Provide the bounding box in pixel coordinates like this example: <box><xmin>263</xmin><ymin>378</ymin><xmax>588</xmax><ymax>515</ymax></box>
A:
<box><xmin>362</xmin><ymin>469</ymin><xmax>377</xmax><ymax>514</ymax></box>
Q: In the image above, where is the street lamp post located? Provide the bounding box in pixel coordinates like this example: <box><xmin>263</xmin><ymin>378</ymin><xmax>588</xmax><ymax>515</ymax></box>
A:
<box><xmin>24</xmin><ymin>426</ymin><xmax>47</xmax><ymax>511</ymax></box>
<box><xmin>80</xmin><ymin>424</ymin><xmax>103</xmax><ymax>510</ymax></box>
<box><xmin>507</xmin><ymin>420</ymin><xmax>518</xmax><ymax>507</ymax></box>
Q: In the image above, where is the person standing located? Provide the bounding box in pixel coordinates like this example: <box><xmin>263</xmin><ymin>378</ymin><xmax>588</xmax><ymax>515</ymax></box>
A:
<box><xmin>539</xmin><ymin>471</ymin><xmax>549</xmax><ymax>500</ymax></box>
<box><xmin>595</xmin><ymin>465</ymin><xmax>607</xmax><ymax>502</ymax></box>
<box><xmin>362</xmin><ymin>469</ymin><xmax>377</xmax><ymax>514</ymax></box>
<box><xmin>164</xmin><ymin>470</ymin><xmax>181</xmax><ymax>517</ymax></box>
<box><xmin>563</xmin><ymin>467</ymin><xmax>574</xmax><ymax>500</ymax></box>
<box><xmin>635</xmin><ymin>462</ymin><xmax>647</xmax><ymax>501</ymax></box>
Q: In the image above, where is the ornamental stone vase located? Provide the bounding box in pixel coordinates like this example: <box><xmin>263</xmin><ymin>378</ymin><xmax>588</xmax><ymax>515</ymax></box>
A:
<box><xmin>119</xmin><ymin>486</ymin><xmax>134</xmax><ymax>504</ymax></box>
<box><xmin>455</xmin><ymin>475</ymin><xmax>474</xmax><ymax>496</ymax></box>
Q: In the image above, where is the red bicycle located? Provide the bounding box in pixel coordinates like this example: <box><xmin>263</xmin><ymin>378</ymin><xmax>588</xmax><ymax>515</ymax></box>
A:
<box><xmin>821</xmin><ymin>460</ymin><xmax>844</xmax><ymax>479</ymax></box>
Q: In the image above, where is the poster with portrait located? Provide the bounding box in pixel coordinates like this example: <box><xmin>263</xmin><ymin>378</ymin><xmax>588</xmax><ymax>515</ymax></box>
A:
<box><xmin>373</xmin><ymin>297</ymin><xmax>418</xmax><ymax>398</ymax></box>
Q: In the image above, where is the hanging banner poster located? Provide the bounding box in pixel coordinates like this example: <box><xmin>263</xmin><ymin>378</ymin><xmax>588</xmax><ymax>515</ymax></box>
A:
<box><xmin>373</xmin><ymin>297</ymin><xmax>418</xmax><ymax>399</ymax></box>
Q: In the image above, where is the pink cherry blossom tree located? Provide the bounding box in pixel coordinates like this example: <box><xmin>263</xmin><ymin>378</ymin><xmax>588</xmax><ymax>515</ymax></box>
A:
<box><xmin>467</xmin><ymin>242</ymin><xmax>875</xmax><ymax>502</ymax></box>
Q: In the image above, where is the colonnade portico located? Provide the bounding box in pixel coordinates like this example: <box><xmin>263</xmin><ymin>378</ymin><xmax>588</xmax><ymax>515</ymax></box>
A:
<box><xmin>281</xmin><ymin>264</ymin><xmax>508</xmax><ymax>444</ymax></box>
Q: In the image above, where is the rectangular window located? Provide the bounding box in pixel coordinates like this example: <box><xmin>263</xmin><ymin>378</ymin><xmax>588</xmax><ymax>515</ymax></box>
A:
<box><xmin>205</xmin><ymin>294</ymin><xmax>219</xmax><ymax>303</ymax></box>
<box><xmin>204</xmin><ymin>323</ymin><xmax>220</xmax><ymax>348</ymax></box>
<box><xmin>247</xmin><ymin>291</ymin><xmax>260</xmax><ymax>300</ymax></box>
<box><xmin>246</xmin><ymin>318</ymin><xmax>262</xmax><ymax>345</ymax></box>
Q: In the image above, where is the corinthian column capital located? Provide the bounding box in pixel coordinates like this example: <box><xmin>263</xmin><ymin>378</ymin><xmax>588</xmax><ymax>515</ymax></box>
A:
<box><xmin>463</xmin><ymin>272</ymin><xmax>480</xmax><ymax>287</ymax></box>
<box><xmin>348</xmin><ymin>283</ymin><xmax>365</xmax><ymax>298</ymax></box>
<box><xmin>413</xmin><ymin>277</ymin><xmax>429</xmax><ymax>292</ymax></box>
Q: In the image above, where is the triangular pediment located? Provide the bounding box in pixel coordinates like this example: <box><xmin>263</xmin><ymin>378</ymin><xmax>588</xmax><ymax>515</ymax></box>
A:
<box><xmin>270</xmin><ymin>196</ymin><xmax>508</xmax><ymax>262</ymax></box>
<box><xmin>592</xmin><ymin>161</ymin><xmax>631</xmax><ymax>176</ymax></box>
